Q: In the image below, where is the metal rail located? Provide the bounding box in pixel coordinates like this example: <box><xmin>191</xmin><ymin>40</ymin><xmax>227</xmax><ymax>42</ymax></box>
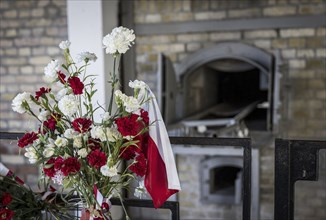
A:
<box><xmin>110</xmin><ymin>198</ymin><xmax>179</xmax><ymax>220</ymax></box>
<box><xmin>74</xmin><ymin>198</ymin><xmax>179</xmax><ymax>220</ymax></box>
<box><xmin>0</xmin><ymin>132</ymin><xmax>25</xmax><ymax>140</ymax></box>
<box><xmin>0</xmin><ymin>132</ymin><xmax>252</xmax><ymax>220</ymax></box>
<box><xmin>274</xmin><ymin>138</ymin><xmax>326</xmax><ymax>220</ymax></box>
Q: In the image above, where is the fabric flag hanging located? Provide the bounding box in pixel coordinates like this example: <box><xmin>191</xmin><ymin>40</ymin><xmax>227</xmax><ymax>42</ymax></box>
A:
<box><xmin>93</xmin><ymin>184</ymin><xmax>104</xmax><ymax>209</ymax></box>
<box><xmin>142</xmin><ymin>86</ymin><xmax>181</xmax><ymax>208</ymax></box>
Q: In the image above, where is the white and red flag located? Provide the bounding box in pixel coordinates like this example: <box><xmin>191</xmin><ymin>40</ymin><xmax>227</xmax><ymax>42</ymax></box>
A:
<box><xmin>142</xmin><ymin>87</ymin><xmax>181</xmax><ymax>208</ymax></box>
<box><xmin>0</xmin><ymin>162</ymin><xmax>24</xmax><ymax>185</ymax></box>
<box><xmin>93</xmin><ymin>184</ymin><xmax>104</xmax><ymax>209</ymax></box>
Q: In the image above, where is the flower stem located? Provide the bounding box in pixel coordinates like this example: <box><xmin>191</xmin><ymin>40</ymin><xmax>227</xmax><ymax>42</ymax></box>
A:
<box><xmin>108</xmin><ymin>58</ymin><xmax>116</xmax><ymax>115</ymax></box>
<box><xmin>108</xmin><ymin>55</ymin><xmax>121</xmax><ymax>115</ymax></box>
<box><xmin>78</xmin><ymin>95</ymin><xmax>82</xmax><ymax>117</ymax></box>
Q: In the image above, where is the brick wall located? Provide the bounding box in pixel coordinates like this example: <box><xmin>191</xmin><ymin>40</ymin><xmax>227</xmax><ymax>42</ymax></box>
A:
<box><xmin>135</xmin><ymin>0</ymin><xmax>325</xmax><ymax>23</ymax></box>
<box><xmin>0</xmin><ymin>0</ymin><xmax>68</xmax><ymax>187</ymax></box>
<box><xmin>133</xmin><ymin>0</ymin><xmax>326</xmax><ymax>219</ymax></box>
<box><xmin>0</xmin><ymin>0</ymin><xmax>67</xmax><ymax>132</ymax></box>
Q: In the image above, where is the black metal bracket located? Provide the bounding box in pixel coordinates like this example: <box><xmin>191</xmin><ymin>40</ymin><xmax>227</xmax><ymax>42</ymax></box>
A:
<box><xmin>0</xmin><ymin>131</ymin><xmax>24</xmax><ymax>140</ymax></box>
<box><xmin>274</xmin><ymin>139</ymin><xmax>326</xmax><ymax>220</ymax></box>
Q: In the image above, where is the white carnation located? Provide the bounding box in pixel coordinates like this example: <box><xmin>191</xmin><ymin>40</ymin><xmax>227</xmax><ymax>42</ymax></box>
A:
<box><xmin>43</xmin><ymin>147</ymin><xmax>55</xmax><ymax>158</ymax></box>
<box><xmin>56</xmin><ymin>88</ymin><xmax>71</xmax><ymax>100</ymax></box>
<box><xmin>38</xmin><ymin>109</ymin><xmax>50</xmax><ymax>121</ymax></box>
<box><xmin>44</xmin><ymin>60</ymin><xmax>61</xmax><ymax>83</ymax></box>
<box><xmin>64</xmin><ymin>128</ymin><xmax>78</xmax><ymax>139</ymax></box>
<box><xmin>73</xmin><ymin>134</ymin><xmax>83</xmax><ymax>148</ymax></box>
<box><xmin>55</xmin><ymin>136</ymin><xmax>68</xmax><ymax>148</ymax></box>
<box><xmin>100</xmin><ymin>164</ymin><xmax>118</xmax><ymax>177</ymax></box>
<box><xmin>129</xmin><ymin>80</ymin><xmax>146</xmax><ymax>90</ymax></box>
<box><xmin>77</xmin><ymin>148</ymin><xmax>88</xmax><ymax>158</ymax></box>
<box><xmin>58</xmin><ymin>95</ymin><xmax>79</xmax><ymax>116</ymax></box>
<box><xmin>114</xmin><ymin>90</ymin><xmax>124</xmax><ymax>105</ymax></box>
<box><xmin>12</xmin><ymin>92</ymin><xmax>33</xmax><ymax>114</ymax></box>
<box><xmin>103</xmin><ymin>26</ymin><xmax>135</xmax><ymax>54</ymax></box>
<box><xmin>114</xmin><ymin>90</ymin><xmax>123</xmax><ymax>97</ymax></box>
<box><xmin>114</xmin><ymin>90</ymin><xmax>140</xmax><ymax>113</ymax></box>
<box><xmin>129</xmin><ymin>80</ymin><xmax>147</xmax><ymax>102</ymax></box>
<box><xmin>90</xmin><ymin>126</ymin><xmax>105</xmax><ymax>141</ymax></box>
<box><xmin>124</xmin><ymin>96</ymin><xmax>140</xmax><ymax>113</ymax></box>
<box><xmin>91</xmin><ymin>126</ymin><xmax>120</xmax><ymax>142</ymax></box>
<box><xmin>24</xmin><ymin>147</ymin><xmax>38</xmax><ymax>164</ymax></box>
<box><xmin>33</xmin><ymin>139</ymin><xmax>41</xmax><ymax>147</ymax></box>
<box><xmin>106</xmin><ymin>127</ymin><xmax>120</xmax><ymax>142</ymax></box>
<box><xmin>45</xmin><ymin>138</ymin><xmax>55</xmax><ymax>148</ymax></box>
<box><xmin>77</xmin><ymin>51</ymin><xmax>97</xmax><ymax>63</ymax></box>
<box><xmin>59</xmin><ymin>40</ymin><xmax>71</xmax><ymax>50</ymax></box>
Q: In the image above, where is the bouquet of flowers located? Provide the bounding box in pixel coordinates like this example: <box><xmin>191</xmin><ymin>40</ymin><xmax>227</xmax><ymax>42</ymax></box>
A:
<box><xmin>10</xmin><ymin>27</ymin><xmax>181</xmax><ymax>220</ymax></box>
<box><xmin>0</xmin><ymin>163</ymin><xmax>78</xmax><ymax>220</ymax></box>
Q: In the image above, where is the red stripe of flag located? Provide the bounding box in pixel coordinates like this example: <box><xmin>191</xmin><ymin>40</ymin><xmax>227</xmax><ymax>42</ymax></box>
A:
<box><xmin>145</xmin><ymin>137</ymin><xmax>179</xmax><ymax>208</ymax></box>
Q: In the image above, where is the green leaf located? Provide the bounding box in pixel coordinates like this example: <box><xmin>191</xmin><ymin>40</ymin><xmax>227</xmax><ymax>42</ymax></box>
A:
<box><xmin>43</xmin><ymin>163</ymin><xmax>54</xmax><ymax>169</ymax></box>
<box><xmin>49</xmin><ymin>93</ymin><xmax>57</xmax><ymax>101</ymax></box>
<box><xmin>63</xmin><ymin>178</ymin><xmax>74</xmax><ymax>189</ymax></box>
<box><xmin>62</xmin><ymin>64</ymin><xmax>68</xmax><ymax>70</ymax></box>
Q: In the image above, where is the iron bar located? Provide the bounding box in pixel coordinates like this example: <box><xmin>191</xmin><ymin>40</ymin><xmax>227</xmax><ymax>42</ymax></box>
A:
<box><xmin>274</xmin><ymin>139</ymin><xmax>326</xmax><ymax>220</ymax></box>
<box><xmin>0</xmin><ymin>131</ymin><xmax>24</xmax><ymax>140</ymax></box>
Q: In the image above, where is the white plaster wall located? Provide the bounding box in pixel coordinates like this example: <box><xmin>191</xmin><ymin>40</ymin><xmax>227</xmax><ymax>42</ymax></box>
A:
<box><xmin>67</xmin><ymin>0</ymin><xmax>119</xmax><ymax>122</ymax></box>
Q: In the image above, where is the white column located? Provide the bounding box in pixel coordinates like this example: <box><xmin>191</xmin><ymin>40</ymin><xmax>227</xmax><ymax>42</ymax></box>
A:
<box><xmin>67</xmin><ymin>0</ymin><xmax>119</xmax><ymax>122</ymax></box>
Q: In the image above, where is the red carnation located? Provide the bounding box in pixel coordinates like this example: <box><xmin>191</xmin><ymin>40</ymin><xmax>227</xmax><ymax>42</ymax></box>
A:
<box><xmin>35</xmin><ymin>87</ymin><xmax>51</xmax><ymax>101</ymax></box>
<box><xmin>87</xmin><ymin>150</ymin><xmax>107</xmax><ymax>169</ymax></box>
<box><xmin>42</xmin><ymin>114</ymin><xmax>60</xmax><ymax>132</ymax></box>
<box><xmin>1</xmin><ymin>193</ymin><xmax>12</xmax><ymax>206</ymax></box>
<box><xmin>61</xmin><ymin>157</ymin><xmax>81</xmax><ymax>176</ymax></box>
<box><xmin>87</xmin><ymin>139</ymin><xmax>101</xmax><ymax>151</ymax></box>
<box><xmin>43</xmin><ymin>158</ymin><xmax>56</xmax><ymax>178</ymax></box>
<box><xmin>54</xmin><ymin>157</ymin><xmax>64</xmax><ymax>170</ymax></box>
<box><xmin>115</xmin><ymin>114</ymin><xmax>143</xmax><ymax>136</ymax></box>
<box><xmin>72</xmin><ymin>118</ymin><xmax>92</xmax><ymax>133</ymax></box>
<box><xmin>0</xmin><ymin>208</ymin><xmax>14</xmax><ymax>220</ymax></box>
<box><xmin>68</xmin><ymin>76</ymin><xmax>84</xmax><ymax>95</ymax></box>
<box><xmin>57</xmin><ymin>71</ymin><xmax>66</xmax><ymax>84</ymax></box>
<box><xmin>140</xmin><ymin>109</ymin><xmax>149</xmax><ymax>125</ymax></box>
<box><xmin>129</xmin><ymin>153</ymin><xmax>147</xmax><ymax>177</ymax></box>
<box><xmin>18</xmin><ymin>132</ymin><xmax>38</xmax><ymax>148</ymax></box>
<box><xmin>43</xmin><ymin>117</ymin><xmax>56</xmax><ymax>131</ymax></box>
<box><xmin>119</xmin><ymin>145</ymin><xmax>142</xmax><ymax>160</ymax></box>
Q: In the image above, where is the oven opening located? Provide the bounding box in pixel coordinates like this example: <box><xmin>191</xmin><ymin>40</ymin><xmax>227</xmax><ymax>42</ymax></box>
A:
<box><xmin>210</xmin><ymin>166</ymin><xmax>243</xmax><ymax>196</ymax></box>
<box><xmin>184</xmin><ymin>58</ymin><xmax>270</xmax><ymax>131</ymax></box>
